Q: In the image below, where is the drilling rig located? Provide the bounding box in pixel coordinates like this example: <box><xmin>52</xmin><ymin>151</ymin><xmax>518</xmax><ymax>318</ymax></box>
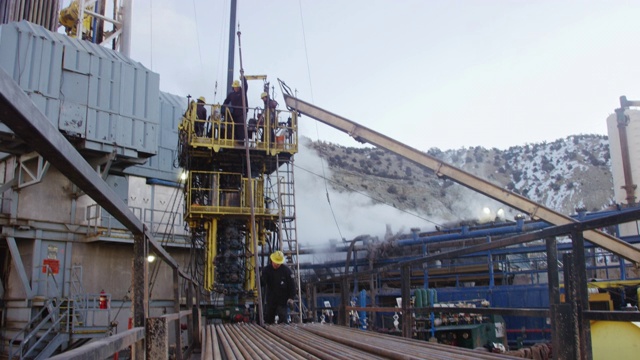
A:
<box><xmin>177</xmin><ymin>79</ymin><xmax>301</xmax><ymax>322</ymax></box>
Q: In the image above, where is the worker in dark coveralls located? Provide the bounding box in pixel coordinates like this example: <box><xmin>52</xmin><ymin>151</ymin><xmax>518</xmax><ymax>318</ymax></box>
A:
<box><xmin>195</xmin><ymin>96</ymin><xmax>207</xmax><ymax>136</ymax></box>
<box><xmin>260</xmin><ymin>92</ymin><xmax>279</xmax><ymax>142</ymax></box>
<box><xmin>261</xmin><ymin>250</ymin><xmax>296</xmax><ymax>324</ymax></box>
<box><xmin>222</xmin><ymin>78</ymin><xmax>248</xmax><ymax>141</ymax></box>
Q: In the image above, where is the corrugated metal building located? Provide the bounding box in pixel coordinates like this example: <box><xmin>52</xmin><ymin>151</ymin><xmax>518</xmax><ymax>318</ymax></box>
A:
<box><xmin>0</xmin><ymin>20</ymin><xmax>191</xmax><ymax>355</ymax></box>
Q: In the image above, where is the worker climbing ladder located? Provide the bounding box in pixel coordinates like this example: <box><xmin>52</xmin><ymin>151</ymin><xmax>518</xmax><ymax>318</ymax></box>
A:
<box><xmin>276</xmin><ymin>155</ymin><xmax>304</xmax><ymax>323</ymax></box>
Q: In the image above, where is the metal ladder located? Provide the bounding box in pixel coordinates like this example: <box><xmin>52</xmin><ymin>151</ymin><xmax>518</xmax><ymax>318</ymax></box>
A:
<box><xmin>276</xmin><ymin>155</ymin><xmax>304</xmax><ymax>323</ymax></box>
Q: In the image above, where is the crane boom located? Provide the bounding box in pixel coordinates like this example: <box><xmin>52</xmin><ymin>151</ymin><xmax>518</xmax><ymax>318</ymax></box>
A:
<box><xmin>283</xmin><ymin>93</ymin><xmax>640</xmax><ymax>264</ymax></box>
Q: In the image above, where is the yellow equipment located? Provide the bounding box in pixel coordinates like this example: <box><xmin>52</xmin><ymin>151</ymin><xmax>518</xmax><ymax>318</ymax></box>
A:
<box><xmin>178</xmin><ymin>76</ymin><xmax>299</xmax><ymax>321</ymax></box>
<box><xmin>59</xmin><ymin>0</ymin><xmax>93</xmax><ymax>38</ymax></box>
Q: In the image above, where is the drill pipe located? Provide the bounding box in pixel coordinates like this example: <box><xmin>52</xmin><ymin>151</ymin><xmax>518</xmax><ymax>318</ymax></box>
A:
<box><xmin>335</xmin><ymin>324</ymin><xmax>521</xmax><ymax>360</ymax></box>
<box><xmin>201</xmin><ymin>326</ymin><xmax>211</xmax><ymax>360</ymax></box>
<box><xmin>224</xmin><ymin>324</ymin><xmax>264</xmax><ymax>359</ymax></box>
<box><xmin>305</xmin><ymin>324</ymin><xmax>444</xmax><ymax>358</ymax></box>
<box><xmin>211</xmin><ymin>326</ymin><xmax>221</xmax><ymax>360</ymax></box>
<box><xmin>227</xmin><ymin>324</ymin><xmax>276</xmax><ymax>359</ymax></box>
<box><xmin>298</xmin><ymin>324</ymin><xmax>419</xmax><ymax>360</ymax></box>
<box><xmin>240</xmin><ymin>324</ymin><xmax>319</xmax><ymax>360</ymax></box>
<box><xmin>207</xmin><ymin>323</ymin><xmax>521</xmax><ymax>360</ymax></box>
<box><xmin>267</xmin><ymin>325</ymin><xmax>352</xmax><ymax>360</ymax></box>
<box><xmin>215</xmin><ymin>324</ymin><xmax>239</xmax><ymax>360</ymax></box>
<box><xmin>303</xmin><ymin>325</ymin><xmax>455</xmax><ymax>360</ymax></box>
<box><xmin>300</xmin><ymin>324</ymin><xmax>523</xmax><ymax>360</ymax></box>
<box><xmin>268</xmin><ymin>324</ymin><xmax>386</xmax><ymax>360</ymax></box>
<box><xmin>330</xmin><ymin>325</ymin><xmax>509</xmax><ymax>360</ymax></box>
<box><xmin>230</xmin><ymin>323</ymin><xmax>307</xmax><ymax>360</ymax></box>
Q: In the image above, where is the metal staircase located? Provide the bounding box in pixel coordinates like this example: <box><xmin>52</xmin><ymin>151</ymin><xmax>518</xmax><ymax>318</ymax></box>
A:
<box><xmin>276</xmin><ymin>155</ymin><xmax>306</xmax><ymax>322</ymax></box>
<box><xmin>8</xmin><ymin>298</ymin><xmax>70</xmax><ymax>360</ymax></box>
<box><xmin>6</xmin><ymin>267</ymin><xmax>111</xmax><ymax>359</ymax></box>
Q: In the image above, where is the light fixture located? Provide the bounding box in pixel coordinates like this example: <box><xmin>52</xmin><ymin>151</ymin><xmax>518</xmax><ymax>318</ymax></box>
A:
<box><xmin>180</xmin><ymin>171</ymin><xmax>188</xmax><ymax>181</ymax></box>
<box><xmin>147</xmin><ymin>254</ymin><xmax>156</xmax><ymax>263</ymax></box>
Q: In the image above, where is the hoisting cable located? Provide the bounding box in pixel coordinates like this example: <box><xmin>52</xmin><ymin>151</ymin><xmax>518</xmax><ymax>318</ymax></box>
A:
<box><xmin>237</xmin><ymin>28</ymin><xmax>264</xmax><ymax>326</ymax></box>
<box><xmin>148</xmin><ymin>0</ymin><xmax>153</xmax><ymax>70</ymax></box>
<box><xmin>191</xmin><ymin>0</ymin><xmax>204</xmax><ymax>72</ymax></box>
<box><xmin>297</xmin><ymin>0</ymin><xmax>345</xmax><ymax>242</ymax></box>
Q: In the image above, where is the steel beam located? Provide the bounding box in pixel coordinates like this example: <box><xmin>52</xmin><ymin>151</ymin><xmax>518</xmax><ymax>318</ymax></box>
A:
<box><xmin>546</xmin><ymin>236</ymin><xmax>561</xmax><ymax>356</ymax></box>
<box><xmin>572</xmin><ymin>230</ymin><xmax>592</xmax><ymax>360</ymax></box>
<box><xmin>4</xmin><ymin>236</ymin><xmax>33</xmax><ymax>298</ymax></box>
<box><xmin>584</xmin><ymin>310</ymin><xmax>640</xmax><ymax>321</ymax></box>
<box><xmin>562</xmin><ymin>253</ymin><xmax>581</xmax><ymax>359</ymax></box>
<box><xmin>400</xmin><ymin>265</ymin><xmax>411</xmax><ymax>338</ymax></box>
<box><xmin>284</xmin><ymin>94</ymin><xmax>640</xmax><ymax>264</ymax></box>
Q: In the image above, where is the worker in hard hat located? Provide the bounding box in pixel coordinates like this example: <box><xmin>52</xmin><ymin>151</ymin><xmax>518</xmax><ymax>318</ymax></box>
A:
<box><xmin>222</xmin><ymin>78</ymin><xmax>248</xmax><ymax>141</ymax></box>
<box><xmin>195</xmin><ymin>96</ymin><xmax>207</xmax><ymax>136</ymax></box>
<box><xmin>261</xmin><ymin>250</ymin><xmax>296</xmax><ymax>324</ymax></box>
<box><xmin>259</xmin><ymin>92</ymin><xmax>279</xmax><ymax>142</ymax></box>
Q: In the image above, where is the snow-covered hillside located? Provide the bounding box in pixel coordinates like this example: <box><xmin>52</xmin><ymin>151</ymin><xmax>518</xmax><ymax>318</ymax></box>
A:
<box><xmin>296</xmin><ymin>134</ymin><xmax>613</xmax><ymax>245</ymax></box>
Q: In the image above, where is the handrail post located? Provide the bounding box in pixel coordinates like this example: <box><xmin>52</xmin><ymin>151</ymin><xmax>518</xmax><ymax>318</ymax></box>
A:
<box><xmin>173</xmin><ymin>268</ymin><xmax>182</xmax><ymax>360</ymax></box>
<box><xmin>132</xmin><ymin>233</ymin><xmax>148</xmax><ymax>360</ymax></box>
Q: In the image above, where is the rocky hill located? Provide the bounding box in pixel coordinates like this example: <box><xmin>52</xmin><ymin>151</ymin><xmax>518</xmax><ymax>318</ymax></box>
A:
<box><xmin>303</xmin><ymin>134</ymin><xmax>613</xmax><ymax>226</ymax></box>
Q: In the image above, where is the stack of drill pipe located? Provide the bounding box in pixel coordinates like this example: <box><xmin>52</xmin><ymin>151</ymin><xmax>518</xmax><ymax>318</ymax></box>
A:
<box><xmin>297</xmin><ymin>324</ymin><xmax>524</xmax><ymax>360</ymax></box>
<box><xmin>202</xmin><ymin>325</ymin><xmax>221</xmax><ymax>359</ymax></box>
<box><xmin>226</xmin><ymin>323</ymin><xmax>318</xmax><ymax>360</ymax></box>
<box><xmin>204</xmin><ymin>323</ymin><xmax>522</xmax><ymax>359</ymax></box>
<box><xmin>209</xmin><ymin>323</ymin><xmax>321</xmax><ymax>359</ymax></box>
<box><xmin>267</xmin><ymin>323</ymin><xmax>388</xmax><ymax>360</ymax></box>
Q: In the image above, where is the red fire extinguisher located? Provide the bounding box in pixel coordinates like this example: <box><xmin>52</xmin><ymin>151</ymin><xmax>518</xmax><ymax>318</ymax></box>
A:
<box><xmin>99</xmin><ymin>290</ymin><xmax>108</xmax><ymax>309</ymax></box>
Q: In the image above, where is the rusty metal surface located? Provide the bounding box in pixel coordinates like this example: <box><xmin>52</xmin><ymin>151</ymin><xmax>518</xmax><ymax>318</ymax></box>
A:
<box><xmin>202</xmin><ymin>323</ymin><xmax>524</xmax><ymax>360</ymax></box>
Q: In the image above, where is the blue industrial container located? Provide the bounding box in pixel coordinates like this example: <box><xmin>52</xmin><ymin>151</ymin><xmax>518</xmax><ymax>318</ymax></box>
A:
<box><xmin>124</xmin><ymin>91</ymin><xmax>186</xmax><ymax>181</ymax></box>
<box><xmin>0</xmin><ymin>20</ymin><xmax>160</xmax><ymax>159</ymax></box>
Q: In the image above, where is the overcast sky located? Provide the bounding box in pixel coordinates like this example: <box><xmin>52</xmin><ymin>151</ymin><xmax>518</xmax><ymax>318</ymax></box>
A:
<box><xmin>115</xmin><ymin>0</ymin><xmax>640</xmax><ymax>152</ymax></box>
<box><xmin>111</xmin><ymin>0</ymin><xmax>640</xmax><ymax>242</ymax></box>
<box><xmin>58</xmin><ymin>0</ymin><xmax>640</xmax><ymax>242</ymax></box>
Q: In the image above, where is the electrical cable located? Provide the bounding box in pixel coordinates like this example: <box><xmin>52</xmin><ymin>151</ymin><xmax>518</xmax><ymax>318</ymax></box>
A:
<box><xmin>149</xmin><ymin>0</ymin><xmax>153</xmax><ymax>70</ymax></box>
<box><xmin>191</xmin><ymin>0</ymin><xmax>204</xmax><ymax>72</ymax></box>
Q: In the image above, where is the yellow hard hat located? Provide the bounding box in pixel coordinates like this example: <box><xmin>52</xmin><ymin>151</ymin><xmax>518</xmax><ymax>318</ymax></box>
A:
<box><xmin>232</xmin><ymin>80</ymin><xmax>241</xmax><ymax>88</ymax></box>
<box><xmin>198</xmin><ymin>96</ymin><xmax>206</xmax><ymax>103</ymax></box>
<box><xmin>270</xmin><ymin>251</ymin><xmax>285</xmax><ymax>264</ymax></box>
<box><xmin>261</xmin><ymin>92</ymin><xmax>268</xmax><ymax>99</ymax></box>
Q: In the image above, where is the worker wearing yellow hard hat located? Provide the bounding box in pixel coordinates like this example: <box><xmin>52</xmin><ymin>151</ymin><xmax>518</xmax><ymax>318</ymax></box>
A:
<box><xmin>261</xmin><ymin>250</ymin><xmax>296</xmax><ymax>324</ymax></box>
<box><xmin>260</xmin><ymin>92</ymin><xmax>279</xmax><ymax>141</ymax></box>
<box><xmin>223</xmin><ymin>78</ymin><xmax>248</xmax><ymax>141</ymax></box>
<box><xmin>270</xmin><ymin>250</ymin><xmax>285</xmax><ymax>264</ymax></box>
